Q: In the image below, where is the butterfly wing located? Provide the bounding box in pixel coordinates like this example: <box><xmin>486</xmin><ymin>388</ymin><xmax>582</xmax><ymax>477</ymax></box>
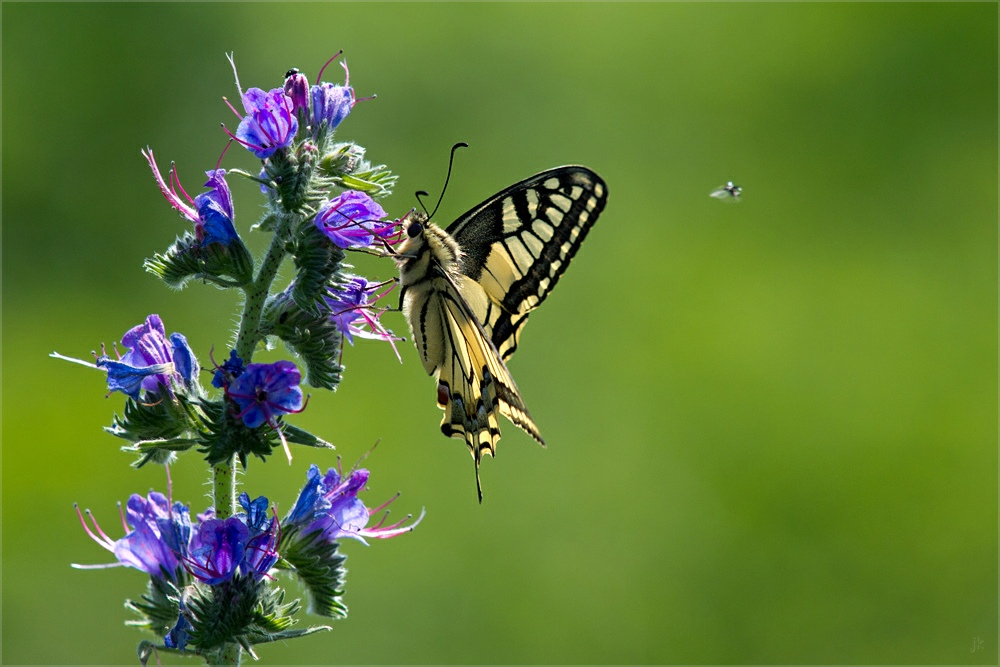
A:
<box><xmin>407</xmin><ymin>264</ymin><xmax>541</xmax><ymax>501</ymax></box>
<box><xmin>446</xmin><ymin>166</ymin><xmax>608</xmax><ymax>360</ymax></box>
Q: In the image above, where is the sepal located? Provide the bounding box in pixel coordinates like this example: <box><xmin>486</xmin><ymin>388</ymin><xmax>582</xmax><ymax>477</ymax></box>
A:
<box><xmin>185</xmin><ymin>574</ymin><xmax>330</xmax><ymax>657</ymax></box>
<box><xmin>106</xmin><ymin>394</ymin><xmax>206</xmax><ymax>466</ymax></box>
<box><xmin>145</xmin><ymin>232</ymin><xmax>253</xmax><ymax>289</ymax></box>
<box><xmin>263</xmin><ymin>292</ymin><xmax>344</xmax><ymax>390</ymax></box>
<box><xmin>277</xmin><ymin>525</ymin><xmax>348</xmax><ymax>618</ymax></box>
<box><xmin>319</xmin><ymin>143</ymin><xmax>397</xmax><ymax>198</ymax></box>
<box><xmin>289</xmin><ymin>224</ymin><xmax>347</xmax><ymax>315</ymax></box>
<box><xmin>125</xmin><ymin>567</ymin><xmax>188</xmax><ymax>639</ymax></box>
<box><xmin>196</xmin><ymin>398</ymin><xmax>330</xmax><ymax>468</ymax></box>
<box><xmin>262</xmin><ymin>144</ymin><xmax>313</xmax><ymax>215</ymax></box>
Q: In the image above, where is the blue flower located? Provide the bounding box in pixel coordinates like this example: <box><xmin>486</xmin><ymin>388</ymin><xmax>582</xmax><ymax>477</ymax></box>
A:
<box><xmin>75</xmin><ymin>488</ymin><xmax>281</xmax><ymax>586</ymax></box>
<box><xmin>227</xmin><ymin>360</ymin><xmax>305</xmax><ymax>463</ymax></box>
<box><xmin>285</xmin><ymin>464</ymin><xmax>330</xmax><ymax>527</ymax></box>
<box><xmin>193</xmin><ymin>170</ymin><xmax>239</xmax><ymax>247</ymax></box>
<box><xmin>228</xmin><ymin>361</ymin><xmax>304</xmax><ymax>429</ymax></box>
<box><xmin>142</xmin><ymin>149</ymin><xmax>241</xmax><ymax>248</ymax></box>
<box><xmin>164</xmin><ymin>600</ymin><xmax>191</xmax><ymax>650</ymax></box>
<box><xmin>52</xmin><ymin>315</ymin><xmax>198</xmax><ymax>400</ymax></box>
<box><xmin>186</xmin><ymin>517</ymin><xmax>248</xmax><ymax>585</ymax></box>
<box><xmin>239</xmin><ymin>492</ymin><xmax>270</xmax><ymax>534</ymax></box>
<box><xmin>211</xmin><ymin>349</ymin><xmax>246</xmax><ymax>389</ymax></box>
<box><xmin>287</xmin><ymin>463</ymin><xmax>424</xmax><ymax>547</ymax></box>
<box><xmin>310</xmin><ymin>54</ymin><xmax>355</xmax><ymax>134</ymax></box>
<box><xmin>325</xmin><ymin>276</ymin><xmax>403</xmax><ymax>361</ymax></box>
<box><xmin>314</xmin><ymin>191</ymin><xmax>388</xmax><ymax>249</ymax></box>
<box><xmin>73</xmin><ymin>492</ymin><xmax>183</xmax><ymax>579</ymax></box>
<box><xmin>227</xmin><ymin>54</ymin><xmax>297</xmax><ymax>159</ymax></box>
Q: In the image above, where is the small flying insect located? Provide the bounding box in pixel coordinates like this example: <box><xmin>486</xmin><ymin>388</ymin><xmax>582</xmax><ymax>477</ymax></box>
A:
<box><xmin>710</xmin><ymin>181</ymin><xmax>742</xmax><ymax>201</ymax></box>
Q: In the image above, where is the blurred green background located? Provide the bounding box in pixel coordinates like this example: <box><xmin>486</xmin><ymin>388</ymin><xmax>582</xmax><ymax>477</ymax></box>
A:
<box><xmin>2</xmin><ymin>3</ymin><xmax>996</xmax><ymax>664</ymax></box>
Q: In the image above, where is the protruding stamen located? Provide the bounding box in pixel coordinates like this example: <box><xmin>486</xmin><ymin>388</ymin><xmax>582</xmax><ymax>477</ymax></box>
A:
<box><xmin>170</xmin><ymin>162</ymin><xmax>194</xmax><ymax>204</ymax></box>
<box><xmin>221</xmin><ymin>123</ymin><xmax>268</xmax><ymax>153</ymax></box>
<box><xmin>316</xmin><ymin>50</ymin><xmax>344</xmax><ymax>83</ymax></box>
<box><xmin>222</xmin><ymin>96</ymin><xmax>244</xmax><ymax>121</ymax></box>
<box><xmin>216</xmin><ymin>139</ymin><xmax>234</xmax><ymax>171</ymax></box>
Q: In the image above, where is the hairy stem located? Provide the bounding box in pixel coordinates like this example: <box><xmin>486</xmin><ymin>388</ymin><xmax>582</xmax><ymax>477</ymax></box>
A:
<box><xmin>212</xmin><ymin>457</ymin><xmax>238</xmax><ymax>520</ymax></box>
<box><xmin>209</xmin><ymin>642</ymin><xmax>242</xmax><ymax>666</ymax></box>
<box><xmin>235</xmin><ymin>214</ymin><xmax>294</xmax><ymax>364</ymax></box>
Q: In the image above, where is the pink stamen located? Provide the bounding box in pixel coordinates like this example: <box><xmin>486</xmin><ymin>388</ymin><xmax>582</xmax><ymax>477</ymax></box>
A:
<box><xmin>221</xmin><ymin>123</ymin><xmax>268</xmax><ymax>152</ymax></box>
<box><xmin>118</xmin><ymin>500</ymin><xmax>130</xmax><ymax>533</ymax></box>
<box><xmin>356</xmin><ymin>94</ymin><xmax>376</xmax><ymax>103</ymax></box>
<box><xmin>222</xmin><ymin>96</ymin><xmax>245</xmax><ymax>121</ymax></box>
<box><xmin>141</xmin><ymin>147</ymin><xmax>198</xmax><ymax>221</ymax></box>
<box><xmin>316</xmin><ymin>50</ymin><xmax>344</xmax><ymax>83</ymax></box>
<box><xmin>75</xmin><ymin>504</ymin><xmax>114</xmax><ymax>550</ymax></box>
<box><xmin>371</xmin><ymin>511</ymin><xmax>390</xmax><ymax>529</ymax></box>
<box><xmin>85</xmin><ymin>508</ymin><xmax>117</xmax><ymax>545</ymax></box>
<box><xmin>380</xmin><ymin>514</ymin><xmax>415</xmax><ymax>531</ymax></box>
<box><xmin>340</xmin><ymin>60</ymin><xmax>350</xmax><ymax>87</ymax></box>
<box><xmin>370</xmin><ymin>493</ymin><xmax>400</xmax><ymax>516</ymax></box>
<box><xmin>171</xmin><ymin>162</ymin><xmax>194</xmax><ymax>205</ymax></box>
<box><xmin>216</xmin><ymin>139</ymin><xmax>233</xmax><ymax>171</ymax></box>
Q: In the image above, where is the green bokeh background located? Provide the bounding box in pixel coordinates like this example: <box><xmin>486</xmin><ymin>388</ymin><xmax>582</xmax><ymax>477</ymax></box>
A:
<box><xmin>3</xmin><ymin>3</ymin><xmax>996</xmax><ymax>664</ymax></box>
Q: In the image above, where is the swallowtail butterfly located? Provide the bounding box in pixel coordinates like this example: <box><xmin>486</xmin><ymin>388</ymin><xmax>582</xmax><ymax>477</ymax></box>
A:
<box><xmin>396</xmin><ymin>165</ymin><xmax>608</xmax><ymax>501</ymax></box>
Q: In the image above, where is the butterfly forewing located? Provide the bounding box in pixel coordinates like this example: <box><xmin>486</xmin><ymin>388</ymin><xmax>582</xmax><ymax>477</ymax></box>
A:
<box><xmin>447</xmin><ymin>166</ymin><xmax>608</xmax><ymax>360</ymax></box>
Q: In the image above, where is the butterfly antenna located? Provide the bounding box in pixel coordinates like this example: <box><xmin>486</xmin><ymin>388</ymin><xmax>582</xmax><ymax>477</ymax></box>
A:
<box><xmin>429</xmin><ymin>142</ymin><xmax>469</xmax><ymax>220</ymax></box>
<box><xmin>414</xmin><ymin>190</ymin><xmax>431</xmax><ymax>217</ymax></box>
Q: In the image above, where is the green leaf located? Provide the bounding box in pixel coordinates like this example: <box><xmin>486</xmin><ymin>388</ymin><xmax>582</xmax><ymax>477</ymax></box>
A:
<box><xmin>281</xmin><ymin>423</ymin><xmax>334</xmax><ymax>450</ymax></box>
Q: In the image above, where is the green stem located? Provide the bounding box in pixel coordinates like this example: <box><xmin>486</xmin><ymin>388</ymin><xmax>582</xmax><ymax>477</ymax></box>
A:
<box><xmin>212</xmin><ymin>457</ymin><xmax>237</xmax><ymax>520</ymax></box>
<box><xmin>208</xmin><ymin>642</ymin><xmax>242</xmax><ymax>666</ymax></box>
<box><xmin>235</xmin><ymin>214</ymin><xmax>294</xmax><ymax>364</ymax></box>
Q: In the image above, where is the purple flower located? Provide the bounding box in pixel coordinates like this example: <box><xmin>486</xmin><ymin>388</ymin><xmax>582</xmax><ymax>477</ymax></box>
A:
<box><xmin>186</xmin><ymin>517</ymin><xmax>248</xmax><ymax>585</ymax></box>
<box><xmin>142</xmin><ymin>149</ymin><xmax>240</xmax><ymax>248</ymax></box>
<box><xmin>288</xmin><ymin>463</ymin><xmax>424</xmax><ymax>547</ymax></box>
<box><xmin>52</xmin><ymin>315</ymin><xmax>198</xmax><ymax>400</ymax></box>
<box><xmin>73</xmin><ymin>492</ymin><xmax>184</xmax><ymax>579</ymax></box>
<box><xmin>314</xmin><ymin>191</ymin><xmax>388</xmax><ymax>249</ymax></box>
<box><xmin>74</xmin><ymin>488</ymin><xmax>281</xmax><ymax>586</ymax></box>
<box><xmin>226</xmin><ymin>54</ymin><xmax>297</xmax><ymax>159</ymax></box>
<box><xmin>283</xmin><ymin>68</ymin><xmax>310</xmax><ymax>116</ymax></box>
<box><xmin>325</xmin><ymin>276</ymin><xmax>403</xmax><ymax>361</ymax></box>
<box><xmin>227</xmin><ymin>360</ymin><xmax>305</xmax><ymax>463</ymax></box>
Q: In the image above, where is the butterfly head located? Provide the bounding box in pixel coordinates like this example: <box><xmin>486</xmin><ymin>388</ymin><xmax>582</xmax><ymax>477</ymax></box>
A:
<box><xmin>395</xmin><ymin>209</ymin><xmax>460</xmax><ymax>282</ymax></box>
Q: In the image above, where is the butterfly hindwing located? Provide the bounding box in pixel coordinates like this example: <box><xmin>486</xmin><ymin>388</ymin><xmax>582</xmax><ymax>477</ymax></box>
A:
<box><xmin>447</xmin><ymin>166</ymin><xmax>608</xmax><ymax>360</ymax></box>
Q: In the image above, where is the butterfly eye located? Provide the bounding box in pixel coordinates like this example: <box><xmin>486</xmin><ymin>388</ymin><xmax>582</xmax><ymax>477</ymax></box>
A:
<box><xmin>406</xmin><ymin>221</ymin><xmax>423</xmax><ymax>238</ymax></box>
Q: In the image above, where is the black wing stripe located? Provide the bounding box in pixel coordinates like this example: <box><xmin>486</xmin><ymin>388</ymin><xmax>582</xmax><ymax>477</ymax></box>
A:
<box><xmin>446</xmin><ymin>166</ymin><xmax>608</xmax><ymax>361</ymax></box>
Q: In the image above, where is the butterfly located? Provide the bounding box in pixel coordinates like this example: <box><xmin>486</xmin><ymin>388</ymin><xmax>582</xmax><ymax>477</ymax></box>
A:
<box><xmin>396</xmin><ymin>164</ymin><xmax>608</xmax><ymax>501</ymax></box>
<box><xmin>710</xmin><ymin>181</ymin><xmax>742</xmax><ymax>201</ymax></box>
